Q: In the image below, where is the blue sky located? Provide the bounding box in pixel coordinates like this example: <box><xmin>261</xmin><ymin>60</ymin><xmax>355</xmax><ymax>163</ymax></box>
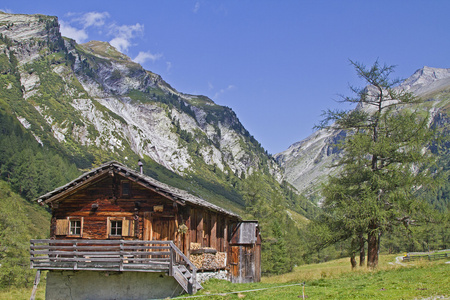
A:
<box><xmin>2</xmin><ymin>1</ymin><xmax>450</xmax><ymax>154</ymax></box>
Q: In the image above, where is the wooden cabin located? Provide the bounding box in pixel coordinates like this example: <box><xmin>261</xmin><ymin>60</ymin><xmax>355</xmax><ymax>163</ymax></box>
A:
<box><xmin>30</xmin><ymin>161</ymin><xmax>261</xmax><ymax>299</ymax></box>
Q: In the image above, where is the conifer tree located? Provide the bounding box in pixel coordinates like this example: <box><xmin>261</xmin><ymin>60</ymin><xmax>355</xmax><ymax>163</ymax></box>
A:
<box><xmin>318</xmin><ymin>60</ymin><xmax>439</xmax><ymax>268</ymax></box>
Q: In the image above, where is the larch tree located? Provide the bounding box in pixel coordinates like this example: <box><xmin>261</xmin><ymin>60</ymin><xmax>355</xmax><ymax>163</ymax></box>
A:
<box><xmin>318</xmin><ymin>60</ymin><xmax>439</xmax><ymax>268</ymax></box>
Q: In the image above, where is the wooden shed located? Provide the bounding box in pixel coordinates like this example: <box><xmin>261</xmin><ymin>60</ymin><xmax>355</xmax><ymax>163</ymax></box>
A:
<box><xmin>229</xmin><ymin>221</ymin><xmax>262</xmax><ymax>283</ymax></box>
<box><xmin>30</xmin><ymin>161</ymin><xmax>261</xmax><ymax>298</ymax></box>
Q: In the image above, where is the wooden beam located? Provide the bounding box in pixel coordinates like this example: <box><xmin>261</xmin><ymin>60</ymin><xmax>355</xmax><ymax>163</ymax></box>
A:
<box><xmin>211</xmin><ymin>213</ymin><xmax>217</xmax><ymax>250</ymax></box>
<box><xmin>196</xmin><ymin>210</ymin><xmax>203</xmax><ymax>248</ymax></box>
<box><xmin>29</xmin><ymin>270</ymin><xmax>41</xmax><ymax>300</ymax></box>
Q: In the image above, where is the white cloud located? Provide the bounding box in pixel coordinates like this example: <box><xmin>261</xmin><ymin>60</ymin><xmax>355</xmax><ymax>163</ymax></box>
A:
<box><xmin>59</xmin><ymin>20</ymin><xmax>88</xmax><ymax>43</ymax></box>
<box><xmin>109</xmin><ymin>23</ymin><xmax>144</xmax><ymax>53</ymax></box>
<box><xmin>193</xmin><ymin>1</ymin><xmax>200</xmax><ymax>13</ymax></box>
<box><xmin>79</xmin><ymin>12</ymin><xmax>110</xmax><ymax>28</ymax></box>
<box><xmin>59</xmin><ymin>11</ymin><xmax>109</xmax><ymax>43</ymax></box>
<box><xmin>59</xmin><ymin>12</ymin><xmax>150</xmax><ymax>55</ymax></box>
<box><xmin>133</xmin><ymin>51</ymin><xmax>163</xmax><ymax>64</ymax></box>
<box><xmin>214</xmin><ymin>85</ymin><xmax>236</xmax><ymax>99</ymax></box>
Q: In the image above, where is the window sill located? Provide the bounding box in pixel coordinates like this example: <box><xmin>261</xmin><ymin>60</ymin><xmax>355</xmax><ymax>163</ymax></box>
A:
<box><xmin>108</xmin><ymin>235</ymin><xmax>123</xmax><ymax>239</ymax></box>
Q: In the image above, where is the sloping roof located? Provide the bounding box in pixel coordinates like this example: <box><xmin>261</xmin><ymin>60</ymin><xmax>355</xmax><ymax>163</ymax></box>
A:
<box><xmin>36</xmin><ymin>161</ymin><xmax>241</xmax><ymax>219</ymax></box>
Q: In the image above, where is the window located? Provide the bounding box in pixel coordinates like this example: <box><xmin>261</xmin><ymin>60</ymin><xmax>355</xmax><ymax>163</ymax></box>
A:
<box><xmin>55</xmin><ymin>217</ymin><xmax>83</xmax><ymax>236</ymax></box>
<box><xmin>107</xmin><ymin>217</ymin><xmax>134</xmax><ymax>238</ymax></box>
<box><xmin>69</xmin><ymin>220</ymin><xmax>82</xmax><ymax>235</ymax></box>
<box><xmin>110</xmin><ymin>220</ymin><xmax>123</xmax><ymax>236</ymax></box>
<box><xmin>121</xmin><ymin>181</ymin><xmax>131</xmax><ymax>197</ymax></box>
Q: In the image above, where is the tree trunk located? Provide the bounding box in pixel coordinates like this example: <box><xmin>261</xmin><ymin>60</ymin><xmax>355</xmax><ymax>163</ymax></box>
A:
<box><xmin>350</xmin><ymin>238</ymin><xmax>357</xmax><ymax>269</ymax></box>
<box><xmin>359</xmin><ymin>233</ymin><xmax>365</xmax><ymax>267</ymax></box>
<box><xmin>367</xmin><ymin>222</ymin><xmax>379</xmax><ymax>268</ymax></box>
<box><xmin>350</xmin><ymin>255</ymin><xmax>357</xmax><ymax>269</ymax></box>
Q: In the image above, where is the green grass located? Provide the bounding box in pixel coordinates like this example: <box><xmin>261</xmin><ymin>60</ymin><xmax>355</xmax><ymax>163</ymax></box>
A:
<box><xmin>178</xmin><ymin>255</ymin><xmax>449</xmax><ymax>299</ymax></box>
<box><xmin>0</xmin><ymin>272</ymin><xmax>46</xmax><ymax>300</ymax></box>
<box><xmin>0</xmin><ymin>285</ymin><xmax>45</xmax><ymax>300</ymax></box>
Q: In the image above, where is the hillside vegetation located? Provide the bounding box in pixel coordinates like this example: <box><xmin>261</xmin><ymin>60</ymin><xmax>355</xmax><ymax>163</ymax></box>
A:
<box><xmin>0</xmin><ymin>181</ymin><xmax>50</xmax><ymax>288</ymax></box>
<box><xmin>189</xmin><ymin>257</ymin><xmax>450</xmax><ymax>299</ymax></box>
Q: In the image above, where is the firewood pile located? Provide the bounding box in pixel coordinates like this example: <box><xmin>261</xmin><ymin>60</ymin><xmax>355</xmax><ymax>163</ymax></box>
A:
<box><xmin>190</xmin><ymin>252</ymin><xmax>227</xmax><ymax>269</ymax></box>
<box><xmin>190</xmin><ymin>243</ymin><xmax>226</xmax><ymax>269</ymax></box>
<box><xmin>190</xmin><ymin>243</ymin><xmax>202</xmax><ymax>250</ymax></box>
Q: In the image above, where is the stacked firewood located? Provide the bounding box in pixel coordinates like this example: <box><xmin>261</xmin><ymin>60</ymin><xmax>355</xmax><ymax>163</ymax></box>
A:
<box><xmin>190</xmin><ymin>243</ymin><xmax>202</xmax><ymax>251</ymax></box>
<box><xmin>190</xmin><ymin>252</ymin><xmax>227</xmax><ymax>269</ymax></box>
<box><xmin>189</xmin><ymin>243</ymin><xmax>226</xmax><ymax>269</ymax></box>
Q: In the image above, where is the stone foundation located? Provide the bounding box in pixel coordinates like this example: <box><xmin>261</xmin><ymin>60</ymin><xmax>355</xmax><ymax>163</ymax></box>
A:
<box><xmin>45</xmin><ymin>270</ymin><xmax>184</xmax><ymax>300</ymax></box>
<box><xmin>196</xmin><ymin>270</ymin><xmax>228</xmax><ymax>283</ymax></box>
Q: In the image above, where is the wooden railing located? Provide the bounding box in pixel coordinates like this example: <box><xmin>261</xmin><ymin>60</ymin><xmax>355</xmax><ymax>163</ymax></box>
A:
<box><xmin>30</xmin><ymin>239</ymin><xmax>200</xmax><ymax>293</ymax></box>
<box><xmin>30</xmin><ymin>239</ymin><xmax>175</xmax><ymax>272</ymax></box>
<box><xmin>402</xmin><ymin>250</ymin><xmax>450</xmax><ymax>262</ymax></box>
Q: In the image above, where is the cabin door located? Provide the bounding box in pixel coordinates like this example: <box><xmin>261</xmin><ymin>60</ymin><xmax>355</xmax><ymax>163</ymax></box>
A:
<box><xmin>143</xmin><ymin>214</ymin><xmax>176</xmax><ymax>241</ymax></box>
<box><xmin>230</xmin><ymin>245</ymin><xmax>256</xmax><ymax>283</ymax></box>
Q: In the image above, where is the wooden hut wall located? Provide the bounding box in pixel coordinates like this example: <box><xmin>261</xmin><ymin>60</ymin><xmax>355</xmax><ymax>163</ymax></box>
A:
<box><xmin>187</xmin><ymin>208</ymin><xmax>237</xmax><ymax>255</ymax></box>
<box><xmin>50</xmin><ymin>175</ymin><xmax>178</xmax><ymax>241</ymax></box>
<box><xmin>48</xmin><ymin>171</ymin><xmax>240</xmax><ymax>262</ymax></box>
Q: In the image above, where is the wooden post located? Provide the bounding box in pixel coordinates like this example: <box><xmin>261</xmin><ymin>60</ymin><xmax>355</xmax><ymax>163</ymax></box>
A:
<box><xmin>73</xmin><ymin>241</ymin><xmax>78</xmax><ymax>270</ymax></box>
<box><xmin>119</xmin><ymin>242</ymin><xmax>124</xmax><ymax>271</ymax></box>
<box><xmin>30</xmin><ymin>240</ymin><xmax>34</xmax><ymax>269</ymax></box>
<box><xmin>189</xmin><ymin>210</ymin><xmax>195</xmax><ymax>245</ymax></box>
<box><xmin>224</xmin><ymin>218</ymin><xmax>228</xmax><ymax>252</ymax></box>
<box><xmin>196</xmin><ymin>210</ymin><xmax>203</xmax><ymax>248</ymax></box>
<box><xmin>169</xmin><ymin>246</ymin><xmax>174</xmax><ymax>276</ymax></box>
<box><xmin>211</xmin><ymin>213</ymin><xmax>217</xmax><ymax>249</ymax></box>
<box><xmin>185</xmin><ymin>214</ymin><xmax>191</xmax><ymax>256</ymax></box>
<box><xmin>29</xmin><ymin>270</ymin><xmax>41</xmax><ymax>300</ymax></box>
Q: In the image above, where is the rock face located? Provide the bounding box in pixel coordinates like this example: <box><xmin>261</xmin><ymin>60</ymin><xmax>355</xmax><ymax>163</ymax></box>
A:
<box><xmin>276</xmin><ymin>66</ymin><xmax>450</xmax><ymax>200</ymax></box>
<box><xmin>0</xmin><ymin>12</ymin><xmax>280</xmax><ymax>181</ymax></box>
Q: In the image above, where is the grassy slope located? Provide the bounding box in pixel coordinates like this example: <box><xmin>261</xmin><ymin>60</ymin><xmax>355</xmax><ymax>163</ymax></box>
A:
<box><xmin>3</xmin><ymin>255</ymin><xmax>448</xmax><ymax>300</ymax></box>
<box><xmin>185</xmin><ymin>255</ymin><xmax>449</xmax><ymax>299</ymax></box>
<box><xmin>0</xmin><ymin>181</ymin><xmax>50</xmax><ymax>296</ymax></box>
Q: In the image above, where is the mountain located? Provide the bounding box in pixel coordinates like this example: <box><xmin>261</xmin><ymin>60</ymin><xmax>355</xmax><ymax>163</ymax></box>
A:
<box><xmin>0</xmin><ymin>12</ymin><xmax>318</xmax><ymax>280</ymax></box>
<box><xmin>276</xmin><ymin>66</ymin><xmax>450</xmax><ymax>201</ymax></box>
<box><xmin>0</xmin><ymin>12</ymin><xmax>285</xmax><ymax>212</ymax></box>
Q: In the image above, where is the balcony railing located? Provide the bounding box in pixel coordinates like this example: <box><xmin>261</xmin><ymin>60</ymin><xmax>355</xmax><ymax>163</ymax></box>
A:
<box><xmin>30</xmin><ymin>239</ymin><xmax>200</xmax><ymax>294</ymax></box>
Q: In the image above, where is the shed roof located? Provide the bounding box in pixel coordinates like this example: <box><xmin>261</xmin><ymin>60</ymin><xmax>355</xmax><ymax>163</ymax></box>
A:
<box><xmin>36</xmin><ymin>161</ymin><xmax>241</xmax><ymax>219</ymax></box>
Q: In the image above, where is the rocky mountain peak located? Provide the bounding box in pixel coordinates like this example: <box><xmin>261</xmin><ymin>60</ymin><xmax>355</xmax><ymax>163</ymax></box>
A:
<box><xmin>277</xmin><ymin>66</ymin><xmax>450</xmax><ymax>201</ymax></box>
<box><xmin>80</xmin><ymin>41</ymin><xmax>133</xmax><ymax>62</ymax></box>
<box><xmin>0</xmin><ymin>11</ymin><xmax>281</xmax><ymax>190</ymax></box>
<box><xmin>0</xmin><ymin>12</ymin><xmax>58</xmax><ymax>42</ymax></box>
<box><xmin>400</xmin><ymin>66</ymin><xmax>450</xmax><ymax>96</ymax></box>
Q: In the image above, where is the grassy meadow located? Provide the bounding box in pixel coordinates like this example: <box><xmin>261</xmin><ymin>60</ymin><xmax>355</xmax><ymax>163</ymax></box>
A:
<box><xmin>1</xmin><ymin>255</ymin><xmax>448</xmax><ymax>300</ymax></box>
<box><xmin>179</xmin><ymin>254</ymin><xmax>449</xmax><ymax>300</ymax></box>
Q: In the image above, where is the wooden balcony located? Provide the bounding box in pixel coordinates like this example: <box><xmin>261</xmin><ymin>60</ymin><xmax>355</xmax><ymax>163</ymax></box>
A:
<box><xmin>30</xmin><ymin>239</ymin><xmax>201</xmax><ymax>294</ymax></box>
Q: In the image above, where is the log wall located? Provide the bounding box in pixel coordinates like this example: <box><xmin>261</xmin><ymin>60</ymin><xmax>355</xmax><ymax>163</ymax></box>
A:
<box><xmin>50</xmin><ymin>173</ymin><xmax>239</xmax><ymax>268</ymax></box>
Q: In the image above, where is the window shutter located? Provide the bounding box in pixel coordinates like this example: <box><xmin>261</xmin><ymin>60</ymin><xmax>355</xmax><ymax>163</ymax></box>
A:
<box><xmin>55</xmin><ymin>219</ymin><xmax>68</xmax><ymax>235</ymax></box>
<box><xmin>80</xmin><ymin>217</ymin><xmax>84</xmax><ymax>237</ymax></box>
<box><xmin>106</xmin><ymin>217</ymin><xmax>111</xmax><ymax>238</ymax></box>
<box><xmin>122</xmin><ymin>219</ymin><xmax>135</xmax><ymax>237</ymax></box>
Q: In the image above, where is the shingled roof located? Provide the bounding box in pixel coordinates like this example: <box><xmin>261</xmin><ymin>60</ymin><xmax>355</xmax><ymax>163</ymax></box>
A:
<box><xmin>36</xmin><ymin>161</ymin><xmax>241</xmax><ymax>219</ymax></box>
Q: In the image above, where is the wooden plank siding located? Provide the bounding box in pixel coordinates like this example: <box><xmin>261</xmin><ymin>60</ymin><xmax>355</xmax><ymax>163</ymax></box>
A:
<box><xmin>49</xmin><ymin>172</ymin><xmax>240</xmax><ymax>268</ymax></box>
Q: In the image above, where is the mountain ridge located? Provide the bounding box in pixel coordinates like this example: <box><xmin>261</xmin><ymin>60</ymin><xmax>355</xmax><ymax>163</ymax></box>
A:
<box><xmin>0</xmin><ymin>12</ymin><xmax>290</xmax><ymax>215</ymax></box>
<box><xmin>276</xmin><ymin>66</ymin><xmax>450</xmax><ymax>200</ymax></box>
<box><xmin>0</xmin><ymin>12</ymin><xmax>279</xmax><ymax>177</ymax></box>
